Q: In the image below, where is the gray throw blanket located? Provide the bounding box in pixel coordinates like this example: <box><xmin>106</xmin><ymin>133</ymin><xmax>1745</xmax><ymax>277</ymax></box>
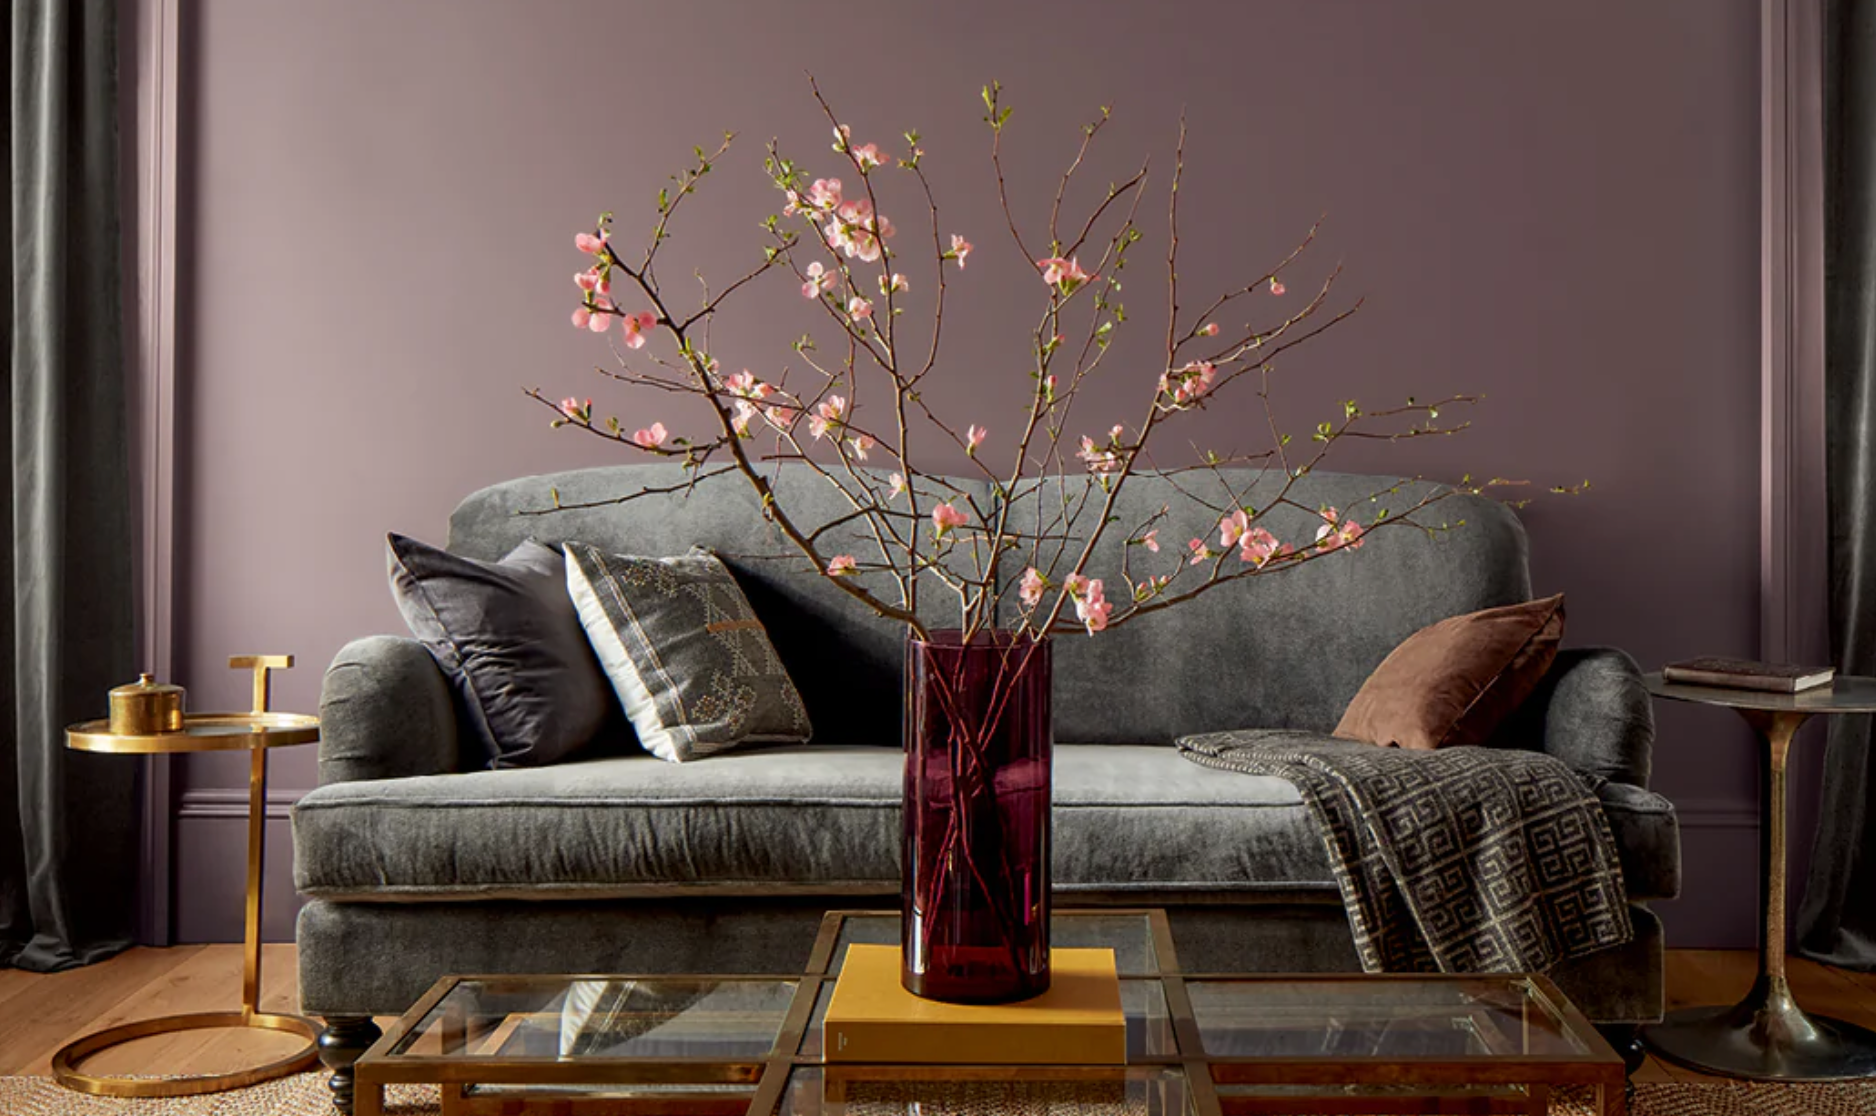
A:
<box><xmin>1178</xmin><ymin>731</ymin><xmax>1632</xmax><ymax>974</ymax></box>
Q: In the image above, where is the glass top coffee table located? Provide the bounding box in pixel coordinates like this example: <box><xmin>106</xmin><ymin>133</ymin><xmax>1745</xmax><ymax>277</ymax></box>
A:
<box><xmin>352</xmin><ymin>909</ymin><xmax>1626</xmax><ymax>1116</ymax></box>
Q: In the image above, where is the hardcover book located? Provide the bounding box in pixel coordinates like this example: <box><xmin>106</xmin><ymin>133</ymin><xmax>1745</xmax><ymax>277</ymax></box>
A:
<box><xmin>822</xmin><ymin>945</ymin><xmax>1125</xmax><ymax>1064</ymax></box>
<box><xmin>1662</xmin><ymin>657</ymin><xmax>1835</xmax><ymax>693</ymax></box>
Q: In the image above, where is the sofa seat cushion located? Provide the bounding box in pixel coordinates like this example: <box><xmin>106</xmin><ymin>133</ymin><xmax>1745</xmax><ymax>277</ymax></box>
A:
<box><xmin>292</xmin><ymin>742</ymin><xmax>1677</xmax><ymax>902</ymax></box>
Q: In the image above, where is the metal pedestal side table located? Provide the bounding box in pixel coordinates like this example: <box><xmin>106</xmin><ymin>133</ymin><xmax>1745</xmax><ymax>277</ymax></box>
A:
<box><xmin>1642</xmin><ymin>672</ymin><xmax>1876</xmax><ymax>1082</ymax></box>
<box><xmin>54</xmin><ymin>655</ymin><xmax>323</xmax><ymax>1098</ymax></box>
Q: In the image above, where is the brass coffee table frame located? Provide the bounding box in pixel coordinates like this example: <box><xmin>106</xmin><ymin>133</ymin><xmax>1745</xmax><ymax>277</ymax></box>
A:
<box><xmin>1641</xmin><ymin>674</ymin><xmax>1876</xmax><ymax>1082</ymax></box>
<box><xmin>353</xmin><ymin>909</ymin><xmax>1626</xmax><ymax>1116</ymax></box>
<box><xmin>54</xmin><ymin>656</ymin><xmax>322</xmax><ymax>1098</ymax></box>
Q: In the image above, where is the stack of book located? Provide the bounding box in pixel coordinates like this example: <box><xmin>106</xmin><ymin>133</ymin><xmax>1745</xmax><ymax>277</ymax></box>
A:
<box><xmin>1661</xmin><ymin>657</ymin><xmax>1835</xmax><ymax>694</ymax></box>
<box><xmin>822</xmin><ymin>945</ymin><xmax>1126</xmax><ymax>1064</ymax></box>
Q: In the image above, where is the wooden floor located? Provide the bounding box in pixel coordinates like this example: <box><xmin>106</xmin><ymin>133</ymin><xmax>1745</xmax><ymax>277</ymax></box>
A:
<box><xmin>0</xmin><ymin>946</ymin><xmax>1873</xmax><ymax>1082</ymax></box>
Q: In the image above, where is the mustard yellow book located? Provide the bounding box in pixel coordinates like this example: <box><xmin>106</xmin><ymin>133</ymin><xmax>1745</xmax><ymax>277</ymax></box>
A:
<box><xmin>823</xmin><ymin>945</ymin><xmax>1125</xmax><ymax>1064</ymax></box>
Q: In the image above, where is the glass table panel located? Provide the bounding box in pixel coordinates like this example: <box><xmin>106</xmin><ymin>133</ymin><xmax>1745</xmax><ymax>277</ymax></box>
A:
<box><xmin>780</xmin><ymin>1065</ymin><xmax>1195</xmax><ymax>1116</ymax></box>
<box><xmin>799</xmin><ymin>978</ymin><xmax>1175</xmax><ymax>1061</ymax></box>
<box><xmin>389</xmin><ymin>977</ymin><xmax>797</xmax><ymax>1061</ymax></box>
<box><xmin>1188</xmin><ymin>977</ymin><xmax>1589</xmax><ymax>1060</ymax></box>
<box><xmin>830</xmin><ymin>912</ymin><xmax>1159</xmax><ymax>975</ymax></box>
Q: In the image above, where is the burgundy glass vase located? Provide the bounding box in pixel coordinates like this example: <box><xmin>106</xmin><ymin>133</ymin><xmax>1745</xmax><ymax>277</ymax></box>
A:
<box><xmin>901</xmin><ymin>629</ymin><xmax>1052</xmax><ymax>1003</ymax></box>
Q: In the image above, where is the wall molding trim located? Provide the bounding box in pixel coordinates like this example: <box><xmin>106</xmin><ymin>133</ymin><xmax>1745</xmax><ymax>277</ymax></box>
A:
<box><xmin>1676</xmin><ymin>798</ymin><xmax>1764</xmax><ymax>830</ymax></box>
<box><xmin>129</xmin><ymin>0</ymin><xmax>183</xmax><ymax>948</ymax></box>
<box><xmin>1759</xmin><ymin>0</ymin><xmax>1828</xmax><ymax>667</ymax></box>
<box><xmin>175</xmin><ymin>787</ymin><xmax>307</xmax><ymax>821</ymax></box>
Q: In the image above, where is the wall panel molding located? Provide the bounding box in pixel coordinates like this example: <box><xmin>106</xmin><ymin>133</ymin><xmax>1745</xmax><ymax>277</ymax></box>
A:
<box><xmin>1759</xmin><ymin>0</ymin><xmax>1828</xmax><ymax>667</ymax></box>
<box><xmin>172</xmin><ymin>795</ymin><xmax>302</xmax><ymax>944</ymax></box>
<box><xmin>128</xmin><ymin>0</ymin><xmax>183</xmax><ymax>948</ymax></box>
<box><xmin>1676</xmin><ymin>798</ymin><xmax>1763</xmax><ymax>830</ymax></box>
<box><xmin>175</xmin><ymin>787</ymin><xmax>305</xmax><ymax>820</ymax></box>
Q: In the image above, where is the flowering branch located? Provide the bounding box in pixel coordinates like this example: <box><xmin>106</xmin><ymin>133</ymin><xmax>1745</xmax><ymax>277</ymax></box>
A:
<box><xmin>540</xmin><ymin>77</ymin><xmax>1547</xmax><ymax>643</ymax></box>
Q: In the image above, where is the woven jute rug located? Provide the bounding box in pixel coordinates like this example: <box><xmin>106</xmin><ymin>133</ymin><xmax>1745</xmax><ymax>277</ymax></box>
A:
<box><xmin>2</xmin><ymin>1075</ymin><xmax>1875</xmax><ymax>1115</ymax></box>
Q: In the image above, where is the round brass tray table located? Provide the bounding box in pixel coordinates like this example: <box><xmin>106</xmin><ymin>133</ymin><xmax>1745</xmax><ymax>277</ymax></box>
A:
<box><xmin>56</xmin><ymin>656</ymin><xmax>323</xmax><ymax>1098</ymax></box>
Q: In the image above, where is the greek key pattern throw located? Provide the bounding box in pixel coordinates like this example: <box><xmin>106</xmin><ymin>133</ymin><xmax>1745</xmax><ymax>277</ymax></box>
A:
<box><xmin>565</xmin><ymin>543</ymin><xmax>811</xmax><ymax>762</ymax></box>
<box><xmin>1177</xmin><ymin>730</ymin><xmax>1632</xmax><ymax>974</ymax></box>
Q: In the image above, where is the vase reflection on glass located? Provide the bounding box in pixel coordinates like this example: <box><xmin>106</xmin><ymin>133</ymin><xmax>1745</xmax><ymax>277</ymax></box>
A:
<box><xmin>901</xmin><ymin>630</ymin><xmax>1052</xmax><ymax>1003</ymax></box>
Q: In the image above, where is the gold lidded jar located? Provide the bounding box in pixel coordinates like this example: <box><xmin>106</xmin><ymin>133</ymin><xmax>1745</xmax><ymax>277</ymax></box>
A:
<box><xmin>109</xmin><ymin>673</ymin><xmax>185</xmax><ymax>735</ymax></box>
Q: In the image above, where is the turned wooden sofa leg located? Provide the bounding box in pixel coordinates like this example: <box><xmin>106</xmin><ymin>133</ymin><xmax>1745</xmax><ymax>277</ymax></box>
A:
<box><xmin>318</xmin><ymin>1015</ymin><xmax>383</xmax><ymax>1115</ymax></box>
<box><xmin>1595</xmin><ymin>1023</ymin><xmax>1646</xmax><ymax>1076</ymax></box>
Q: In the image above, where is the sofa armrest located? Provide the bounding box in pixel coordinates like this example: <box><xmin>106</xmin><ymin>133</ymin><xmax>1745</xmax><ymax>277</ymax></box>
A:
<box><xmin>1507</xmin><ymin>647</ymin><xmax>1655</xmax><ymax>787</ymax></box>
<box><xmin>318</xmin><ymin>636</ymin><xmax>460</xmax><ymax>785</ymax></box>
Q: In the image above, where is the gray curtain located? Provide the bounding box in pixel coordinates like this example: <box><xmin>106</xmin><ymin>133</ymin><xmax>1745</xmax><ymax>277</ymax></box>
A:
<box><xmin>1799</xmin><ymin>0</ymin><xmax>1876</xmax><ymax>971</ymax></box>
<box><xmin>1</xmin><ymin>0</ymin><xmax>140</xmax><ymax>970</ymax></box>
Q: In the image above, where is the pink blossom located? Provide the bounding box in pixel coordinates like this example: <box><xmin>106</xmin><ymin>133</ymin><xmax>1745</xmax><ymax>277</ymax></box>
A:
<box><xmin>558</xmin><ymin>397</ymin><xmax>591</xmax><ymax>422</ymax></box>
<box><xmin>849</xmin><ymin>434</ymin><xmax>875</xmax><ymax>460</ymax></box>
<box><xmin>847</xmin><ymin>296</ymin><xmax>873</xmax><ymax>320</ymax></box>
<box><xmin>575</xmin><ymin>267</ymin><xmax>610</xmax><ymax>295</ymax></box>
<box><xmin>782</xmin><ymin>189</ymin><xmax>802</xmax><ymax>217</ymax></box>
<box><xmin>831</xmin><ymin>123</ymin><xmax>851</xmax><ymax>150</ymax></box>
<box><xmin>1325</xmin><ymin>521</ymin><xmax>1366</xmax><ymax>550</ymax></box>
<box><xmin>1188</xmin><ymin>538</ymin><xmax>1215</xmax><ymax>565</ymax></box>
<box><xmin>631</xmin><ymin>422</ymin><xmax>668</xmax><ymax>449</ymax></box>
<box><xmin>1042</xmin><ymin>374</ymin><xmax>1057</xmax><ymax>400</ymax></box>
<box><xmin>834</xmin><ymin>198</ymin><xmax>870</xmax><ymax>227</ymax></box>
<box><xmin>765</xmin><ymin>404</ymin><xmax>800</xmax><ymax>431</ymax></box>
<box><xmin>802</xmin><ymin>261</ymin><xmax>837</xmax><ymax>299</ymax></box>
<box><xmin>571</xmin><ymin>306</ymin><xmax>595</xmax><ymax>330</ymax></box>
<box><xmin>1065</xmin><ymin>574</ymin><xmax>1112</xmax><ymax>634</ymax></box>
<box><xmin>1077</xmin><ymin>437</ymin><xmax>1119</xmax><ymax>473</ymax></box>
<box><xmin>1269</xmin><ymin>277</ymin><xmax>1287</xmax><ymax>296</ymax></box>
<box><xmin>1218</xmin><ymin>509</ymin><xmax>1250</xmax><ymax>549</ymax></box>
<box><xmin>731</xmin><ymin>401</ymin><xmax>758</xmax><ymax>436</ymax></box>
<box><xmin>879</xmin><ymin>272</ymin><xmax>909</xmax><ymax>294</ymax></box>
<box><xmin>824</xmin><ymin>198</ymin><xmax>894</xmax><ymax>263</ymax></box>
<box><xmin>826</xmin><ymin>554</ymin><xmax>858</xmax><ymax>577</ymax></box>
<box><xmin>726</xmin><ymin>371</ymin><xmax>770</xmax><ymax>400</ymax></box>
<box><xmin>807</xmin><ymin>178</ymin><xmax>843</xmax><ymax>210</ymax></box>
<box><xmin>1075</xmin><ymin>424</ymin><xmax>1127</xmax><ymax>474</ymax></box>
<box><xmin>1314</xmin><ymin>508</ymin><xmax>1366</xmax><ymax>551</ymax></box>
<box><xmin>888</xmin><ymin>473</ymin><xmax>907</xmax><ymax>498</ymax></box>
<box><xmin>1141</xmin><ymin>529</ymin><xmax>1160</xmax><ymax>553</ymax></box>
<box><xmin>1163</xmin><ymin>360</ymin><xmax>1218</xmax><ymax>406</ymax></box>
<box><xmin>965</xmin><ymin>424</ymin><xmax>987</xmax><ymax>454</ymax></box>
<box><xmin>1239</xmin><ymin>527</ymin><xmax>1285</xmax><ymax>567</ymax></box>
<box><xmin>1019</xmin><ymin>567</ymin><xmax>1048</xmax><ymax>609</ymax></box>
<box><xmin>575</xmin><ymin>231</ymin><xmax>607</xmax><ymax>255</ymax></box>
<box><xmin>852</xmin><ymin>142</ymin><xmax>890</xmax><ymax>170</ymax></box>
<box><xmin>859</xmin><ymin>220</ymin><xmax>896</xmax><ymax>262</ymax></box>
<box><xmin>931</xmin><ymin>502</ymin><xmax>969</xmax><ymax>536</ymax></box>
<box><xmin>620</xmin><ymin>310</ymin><xmax>657</xmax><ymax>349</ymax></box>
<box><xmin>1199</xmin><ymin>322</ymin><xmax>1220</xmax><ymax>337</ymax></box>
<box><xmin>809</xmin><ymin>395</ymin><xmax>847</xmax><ymax>440</ymax></box>
<box><xmin>951</xmin><ymin>234</ymin><xmax>972</xmax><ymax>268</ymax></box>
<box><xmin>1037</xmin><ymin>256</ymin><xmax>1093</xmax><ymax>290</ymax></box>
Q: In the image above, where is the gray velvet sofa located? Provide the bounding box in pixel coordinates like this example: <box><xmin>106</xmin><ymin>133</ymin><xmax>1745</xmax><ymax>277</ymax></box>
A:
<box><xmin>293</xmin><ymin>464</ymin><xmax>1679</xmax><ymax>1107</ymax></box>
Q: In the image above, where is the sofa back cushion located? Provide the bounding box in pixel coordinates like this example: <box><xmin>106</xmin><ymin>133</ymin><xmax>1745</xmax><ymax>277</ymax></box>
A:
<box><xmin>1001</xmin><ymin>471</ymin><xmax>1532</xmax><ymax>743</ymax></box>
<box><xmin>449</xmin><ymin>463</ymin><xmax>984</xmax><ymax>747</ymax></box>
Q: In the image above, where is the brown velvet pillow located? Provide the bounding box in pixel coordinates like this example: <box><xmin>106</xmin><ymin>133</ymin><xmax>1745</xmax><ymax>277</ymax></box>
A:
<box><xmin>1334</xmin><ymin>594</ymin><xmax>1565</xmax><ymax>751</ymax></box>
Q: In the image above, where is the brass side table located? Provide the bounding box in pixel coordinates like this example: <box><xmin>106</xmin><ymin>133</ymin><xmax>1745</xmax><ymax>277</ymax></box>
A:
<box><xmin>55</xmin><ymin>655</ymin><xmax>323</xmax><ymax>1098</ymax></box>
<box><xmin>1642</xmin><ymin>672</ymin><xmax>1876</xmax><ymax>1081</ymax></box>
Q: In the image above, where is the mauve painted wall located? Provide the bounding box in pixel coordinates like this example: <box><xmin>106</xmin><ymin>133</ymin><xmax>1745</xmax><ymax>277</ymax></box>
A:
<box><xmin>172</xmin><ymin>0</ymin><xmax>1767</xmax><ymax>945</ymax></box>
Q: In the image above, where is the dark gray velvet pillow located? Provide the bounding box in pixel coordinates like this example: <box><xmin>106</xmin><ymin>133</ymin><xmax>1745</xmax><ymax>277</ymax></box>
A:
<box><xmin>387</xmin><ymin>533</ymin><xmax>613</xmax><ymax>768</ymax></box>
